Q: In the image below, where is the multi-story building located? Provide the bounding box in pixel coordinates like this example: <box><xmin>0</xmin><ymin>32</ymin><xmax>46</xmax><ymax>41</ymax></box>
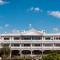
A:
<box><xmin>0</xmin><ymin>28</ymin><xmax>60</xmax><ymax>56</ymax></box>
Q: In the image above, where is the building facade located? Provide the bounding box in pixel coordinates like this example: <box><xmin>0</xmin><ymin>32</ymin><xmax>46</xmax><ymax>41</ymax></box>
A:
<box><xmin>0</xmin><ymin>28</ymin><xmax>60</xmax><ymax>56</ymax></box>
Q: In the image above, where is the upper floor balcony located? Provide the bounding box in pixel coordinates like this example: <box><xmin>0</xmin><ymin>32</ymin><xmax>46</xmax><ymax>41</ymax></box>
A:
<box><xmin>20</xmin><ymin>39</ymin><xmax>42</xmax><ymax>43</ymax></box>
<box><xmin>0</xmin><ymin>39</ymin><xmax>60</xmax><ymax>43</ymax></box>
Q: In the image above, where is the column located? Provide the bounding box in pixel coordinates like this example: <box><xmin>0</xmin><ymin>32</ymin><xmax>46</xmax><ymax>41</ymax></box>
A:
<box><xmin>10</xmin><ymin>36</ymin><xmax>12</xmax><ymax>60</ymax></box>
<box><xmin>20</xmin><ymin>43</ymin><xmax>21</xmax><ymax>56</ymax></box>
<box><xmin>42</xmin><ymin>36</ymin><xmax>44</xmax><ymax>60</ymax></box>
<box><xmin>53</xmin><ymin>36</ymin><xmax>54</xmax><ymax>50</ymax></box>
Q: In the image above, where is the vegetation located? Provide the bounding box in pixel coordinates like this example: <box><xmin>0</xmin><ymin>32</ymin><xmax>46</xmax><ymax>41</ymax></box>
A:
<box><xmin>0</xmin><ymin>47</ymin><xmax>60</xmax><ymax>60</ymax></box>
<box><xmin>42</xmin><ymin>52</ymin><xmax>60</xmax><ymax>60</ymax></box>
<box><xmin>0</xmin><ymin>45</ymin><xmax>10</xmax><ymax>60</ymax></box>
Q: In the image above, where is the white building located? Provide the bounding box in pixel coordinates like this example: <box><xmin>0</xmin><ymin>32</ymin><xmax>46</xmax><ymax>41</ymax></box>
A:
<box><xmin>0</xmin><ymin>28</ymin><xmax>60</xmax><ymax>56</ymax></box>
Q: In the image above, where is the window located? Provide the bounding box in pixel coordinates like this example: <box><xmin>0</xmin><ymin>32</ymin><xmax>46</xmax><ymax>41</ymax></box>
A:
<box><xmin>4</xmin><ymin>37</ymin><xmax>10</xmax><ymax>40</ymax></box>
<box><xmin>11</xmin><ymin>43</ymin><xmax>20</xmax><ymax>46</ymax></box>
<box><xmin>32</xmin><ymin>36</ymin><xmax>42</xmax><ymax>40</ymax></box>
<box><xmin>54</xmin><ymin>36</ymin><xmax>60</xmax><ymax>40</ymax></box>
<box><xmin>45</xmin><ymin>36</ymin><xmax>51</xmax><ymax>40</ymax></box>
<box><xmin>21</xmin><ymin>36</ymin><xmax>31</xmax><ymax>40</ymax></box>
<box><xmin>22</xmin><ymin>43</ymin><xmax>30</xmax><ymax>46</ymax></box>
<box><xmin>21</xmin><ymin>36</ymin><xmax>42</xmax><ymax>40</ymax></box>
<box><xmin>32</xmin><ymin>43</ymin><xmax>42</xmax><ymax>46</ymax></box>
<box><xmin>22</xmin><ymin>50</ymin><xmax>31</xmax><ymax>54</ymax></box>
<box><xmin>2</xmin><ymin>43</ymin><xmax>9</xmax><ymax>46</ymax></box>
<box><xmin>54</xmin><ymin>43</ymin><xmax>60</xmax><ymax>47</ymax></box>
<box><xmin>43</xmin><ymin>43</ymin><xmax>53</xmax><ymax>46</ymax></box>
<box><xmin>32</xmin><ymin>50</ymin><xmax>41</xmax><ymax>55</ymax></box>
<box><xmin>14</xmin><ymin>37</ymin><xmax>20</xmax><ymax>40</ymax></box>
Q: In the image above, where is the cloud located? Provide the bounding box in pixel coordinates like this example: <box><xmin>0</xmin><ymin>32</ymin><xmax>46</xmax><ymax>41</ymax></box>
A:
<box><xmin>0</xmin><ymin>0</ymin><xmax>9</xmax><ymax>5</ymax></box>
<box><xmin>4</xmin><ymin>24</ymin><xmax>9</xmax><ymax>27</ymax></box>
<box><xmin>48</xmin><ymin>11</ymin><xmax>60</xmax><ymax>18</ymax></box>
<box><xmin>53</xmin><ymin>27</ymin><xmax>59</xmax><ymax>32</ymax></box>
<box><xmin>12</xmin><ymin>29</ymin><xmax>20</xmax><ymax>33</ymax></box>
<box><xmin>0</xmin><ymin>24</ymin><xmax>10</xmax><ymax>30</ymax></box>
<box><xmin>0</xmin><ymin>26</ymin><xmax>3</xmax><ymax>29</ymax></box>
<box><xmin>28</xmin><ymin>7</ymin><xmax>43</xmax><ymax>13</ymax></box>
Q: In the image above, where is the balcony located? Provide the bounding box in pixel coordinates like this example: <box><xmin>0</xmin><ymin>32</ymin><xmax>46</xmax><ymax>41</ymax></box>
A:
<box><xmin>31</xmin><ymin>47</ymin><xmax>42</xmax><ymax>50</ymax></box>
<box><xmin>2</xmin><ymin>40</ymin><xmax>10</xmax><ymax>43</ymax></box>
<box><xmin>20</xmin><ymin>46</ymin><xmax>31</xmax><ymax>50</ymax></box>
<box><xmin>42</xmin><ymin>40</ymin><xmax>53</xmax><ymax>43</ymax></box>
<box><xmin>1</xmin><ymin>39</ymin><xmax>60</xmax><ymax>44</ymax></box>
<box><xmin>20</xmin><ymin>40</ymin><xmax>42</xmax><ymax>43</ymax></box>
<box><xmin>11</xmin><ymin>46</ymin><xmax>20</xmax><ymax>50</ymax></box>
<box><xmin>54</xmin><ymin>46</ymin><xmax>60</xmax><ymax>50</ymax></box>
<box><xmin>53</xmin><ymin>40</ymin><xmax>60</xmax><ymax>43</ymax></box>
<box><xmin>10</xmin><ymin>40</ymin><xmax>20</xmax><ymax>43</ymax></box>
<box><xmin>10</xmin><ymin>46</ymin><xmax>60</xmax><ymax>51</ymax></box>
<box><xmin>42</xmin><ymin>46</ymin><xmax>53</xmax><ymax>50</ymax></box>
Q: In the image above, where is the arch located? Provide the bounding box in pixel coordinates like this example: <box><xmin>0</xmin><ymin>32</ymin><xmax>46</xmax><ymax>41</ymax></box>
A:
<box><xmin>11</xmin><ymin>50</ymin><xmax>20</xmax><ymax>56</ymax></box>
<box><xmin>32</xmin><ymin>50</ymin><xmax>42</xmax><ymax>55</ymax></box>
<box><xmin>22</xmin><ymin>50</ymin><xmax>31</xmax><ymax>55</ymax></box>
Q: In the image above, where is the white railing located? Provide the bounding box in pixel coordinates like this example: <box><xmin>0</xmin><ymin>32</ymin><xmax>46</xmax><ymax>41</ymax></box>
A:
<box><xmin>10</xmin><ymin>40</ymin><xmax>20</xmax><ymax>43</ymax></box>
<box><xmin>1</xmin><ymin>40</ymin><xmax>10</xmax><ymax>43</ymax></box>
<box><xmin>20</xmin><ymin>46</ymin><xmax>31</xmax><ymax>50</ymax></box>
<box><xmin>42</xmin><ymin>46</ymin><xmax>53</xmax><ymax>50</ymax></box>
<box><xmin>53</xmin><ymin>46</ymin><xmax>60</xmax><ymax>50</ymax></box>
<box><xmin>53</xmin><ymin>40</ymin><xmax>60</xmax><ymax>43</ymax></box>
<box><xmin>20</xmin><ymin>40</ymin><xmax>42</xmax><ymax>43</ymax></box>
<box><xmin>42</xmin><ymin>40</ymin><xmax>53</xmax><ymax>43</ymax></box>
<box><xmin>9</xmin><ymin>46</ymin><xmax>60</xmax><ymax>50</ymax></box>
<box><xmin>11</xmin><ymin>46</ymin><xmax>20</xmax><ymax>50</ymax></box>
<box><xmin>31</xmin><ymin>47</ymin><xmax>42</xmax><ymax>50</ymax></box>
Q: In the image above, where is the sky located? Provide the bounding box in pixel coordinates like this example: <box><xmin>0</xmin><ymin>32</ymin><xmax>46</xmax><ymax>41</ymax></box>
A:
<box><xmin>0</xmin><ymin>0</ymin><xmax>60</xmax><ymax>33</ymax></box>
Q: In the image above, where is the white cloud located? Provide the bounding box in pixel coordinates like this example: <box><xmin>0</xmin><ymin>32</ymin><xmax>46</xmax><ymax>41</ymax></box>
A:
<box><xmin>4</xmin><ymin>24</ymin><xmax>9</xmax><ymax>27</ymax></box>
<box><xmin>12</xmin><ymin>29</ymin><xmax>20</xmax><ymax>33</ymax></box>
<box><xmin>48</xmin><ymin>11</ymin><xmax>60</xmax><ymax>18</ymax></box>
<box><xmin>28</xmin><ymin>7</ymin><xmax>43</xmax><ymax>13</ymax></box>
<box><xmin>30</xmin><ymin>7</ymin><xmax>34</xmax><ymax>11</ymax></box>
<box><xmin>0</xmin><ymin>26</ymin><xmax>3</xmax><ymax>29</ymax></box>
<box><xmin>0</xmin><ymin>0</ymin><xmax>9</xmax><ymax>5</ymax></box>
<box><xmin>53</xmin><ymin>27</ymin><xmax>59</xmax><ymax>32</ymax></box>
<box><xmin>34</xmin><ymin>7</ymin><xmax>40</xmax><ymax>12</ymax></box>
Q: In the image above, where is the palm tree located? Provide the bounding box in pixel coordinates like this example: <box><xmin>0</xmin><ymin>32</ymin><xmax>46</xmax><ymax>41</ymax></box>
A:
<box><xmin>42</xmin><ymin>53</ymin><xmax>60</xmax><ymax>60</ymax></box>
<box><xmin>0</xmin><ymin>45</ymin><xmax>10</xmax><ymax>60</ymax></box>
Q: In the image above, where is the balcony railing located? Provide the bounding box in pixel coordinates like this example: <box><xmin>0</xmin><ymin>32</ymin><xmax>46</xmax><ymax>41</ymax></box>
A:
<box><xmin>0</xmin><ymin>39</ymin><xmax>60</xmax><ymax>44</ymax></box>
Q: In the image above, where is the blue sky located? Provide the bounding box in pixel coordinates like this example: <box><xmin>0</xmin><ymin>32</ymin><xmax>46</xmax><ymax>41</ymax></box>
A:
<box><xmin>0</xmin><ymin>0</ymin><xmax>60</xmax><ymax>33</ymax></box>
